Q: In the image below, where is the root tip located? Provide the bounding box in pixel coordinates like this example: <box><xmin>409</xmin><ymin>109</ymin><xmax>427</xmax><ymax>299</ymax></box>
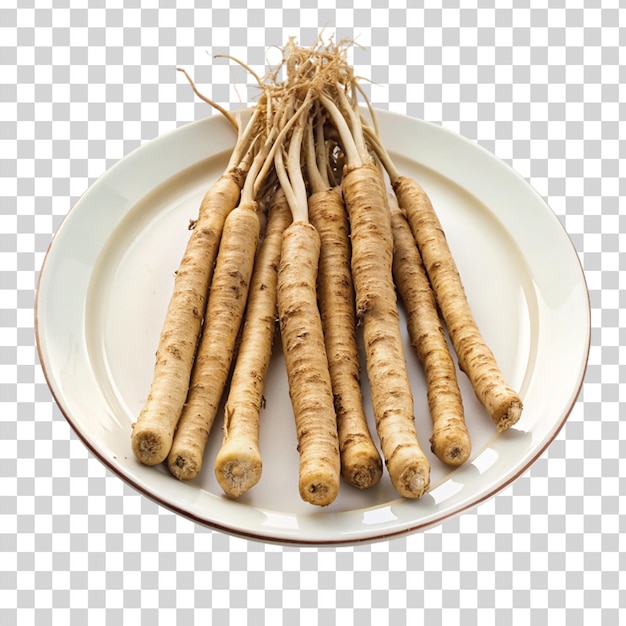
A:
<box><xmin>441</xmin><ymin>444</ymin><xmax>471</xmax><ymax>466</ymax></box>
<box><xmin>300</xmin><ymin>477</ymin><xmax>340</xmax><ymax>507</ymax></box>
<box><xmin>345</xmin><ymin>462</ymin><xmax>383</xmax><ymax>490</ymax></box>
<box><xmin>396</xmin><ymin>463</ymin><xmax>430</xmax><ymax>499</ymax></box>
<box><xmin>215</xmin><ymin>458</ymin><xmax>262</xmax><ymax>498</ymax></box>
<box><xmin>431</xmin><ymin>431</ymin><xmax>472</xmax><ymax>467</ymax></box>
<box><xmin>168</xmin><ymin>454</ymin><xmax>201</xmax><ymax>481</ymax></box>
<box><xmin>497</xmin><ymin>400</ymin><xmax>523</xmax><ymax>433</ymax></box>
<box><xmin>408</xmin><ymin>473</ymin><xmax>428</xmax><ymax>498</ymax></box>
<box><xmin>131</xmin><ymin>430</ymin><xmax>168</xmax><ymax>466</ymax></box>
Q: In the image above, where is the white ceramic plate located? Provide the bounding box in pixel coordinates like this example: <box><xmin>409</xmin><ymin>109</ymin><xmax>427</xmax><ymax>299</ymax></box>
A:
<box><xmin>36</xmin><ymin>110</ymin><xmax>590</xmax><ymax>545</ymax></box>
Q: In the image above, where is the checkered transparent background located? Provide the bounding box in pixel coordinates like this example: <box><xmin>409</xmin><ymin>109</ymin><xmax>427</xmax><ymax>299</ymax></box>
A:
<box><xmin>2</xmin><ymin>1</ymin><xmax>624</xmax><ymax>623</ymax></box>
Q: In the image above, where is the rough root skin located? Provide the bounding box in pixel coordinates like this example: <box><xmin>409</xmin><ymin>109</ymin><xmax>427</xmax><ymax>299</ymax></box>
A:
<box><xmin>342</xmin><ymin>164</ymin><xmax>430</xmax><ymax>498</ymax></box>
<box><xmin>308</xmin><ymin>188</ymin><xmax>383</xmax><ymax>490</ymax></box>
<box><xmin>390</xmin><ymin>200</ymin><xmax>471</xmax><ymax>467</ymax></box>
<box><xmin>393</xmin><ymin>176</ymin><xmax>523</xmax><ymax>432</ymax></box>
<box><xmin>277</xmin><ymin>221</ymin><xmax>341</xmax><ymax>507</ymax></box>
<box><xmin>167</xmin><ymin>201</ymin><xmax>261</xmax><ymax>481</ymax></box>
<box><xmin>214</xmin><ymin>191</ymin><xmax>293</xmax><ymax>498</ymax></box>
<box><xmin>131</xmin><ymin>172</ymin><xmax>243</xmax><ymax>466</ymax></box>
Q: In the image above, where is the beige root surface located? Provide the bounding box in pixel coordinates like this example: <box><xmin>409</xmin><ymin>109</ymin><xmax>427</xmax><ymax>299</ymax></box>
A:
<box><xmin>394</xmin><ymin>176</ymin><xmax>523</xmax><ymax>433</ymax></box>
<box><xmin>131</xmin><ymin>171</ymin><xmax>244</xmax><ymax>466</ymax></box>
<box><xmin>342</xmin><ymin>165</ymin><xmax>430</xmax><ymax>498</ymax></box>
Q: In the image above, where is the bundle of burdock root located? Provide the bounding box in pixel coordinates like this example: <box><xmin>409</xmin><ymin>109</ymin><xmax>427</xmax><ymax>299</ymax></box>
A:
<box><xmin>130</xmin><ymin>37</ymin><xmax>523</xmax><ymax>507</ymax></box>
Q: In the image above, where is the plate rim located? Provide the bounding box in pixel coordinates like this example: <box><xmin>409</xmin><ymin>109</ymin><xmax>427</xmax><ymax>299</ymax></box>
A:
<box><xmin>34</xmin><ymin>109</ymin><xmax>591</xmax><ymax>546</ymax></box>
